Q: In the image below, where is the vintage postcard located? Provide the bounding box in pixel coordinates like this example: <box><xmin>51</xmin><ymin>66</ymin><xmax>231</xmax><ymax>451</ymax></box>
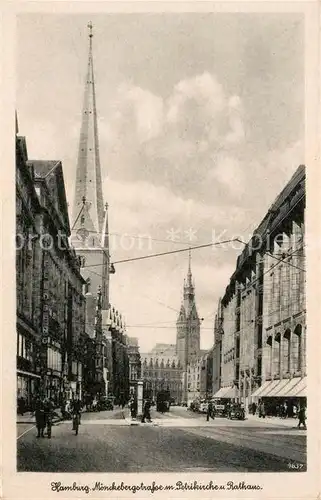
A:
<box><xmin>1</xmin><ymin>0</ymin><xmax>320</xmax><ymax>499</ymax></box>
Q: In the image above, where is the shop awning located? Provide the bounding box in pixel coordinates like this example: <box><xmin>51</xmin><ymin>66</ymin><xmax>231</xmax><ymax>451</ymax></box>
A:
<box><xmin>292</xmin><ymin>377</ymin><xmax>307</xmax><ymax>397</ymax></box>
<box><xmin>271</xmin><ymin>377</ymin><xmax>302</xmax><ymax>397</ymax></box>
<box><xmin>251</xmin><ymin>380</ymin><xmax>274</xmax><ymax>398</ymax></box>
<box><xmin>213</xmin><ymin>387</ymin><xmax>230</xmax><ymax>398</ymax></box>
<box><xmin>263</xmin><ymin>379</ymin><xmax>284</xmax><ymax>397</ymax></box>
<box><xmin>222</xmin><ymin>386</ymin><xmax>238</xmax><ymax>399</ymax></box>
<box><xmin>17</xmin><ymin>370</ymin><xmax>41</xmax><ymax>379</ymax></box>
<box><xmin>267</xmin><ymin>379</ymin><xmax>290</xmax><ymax>397</ymax></box>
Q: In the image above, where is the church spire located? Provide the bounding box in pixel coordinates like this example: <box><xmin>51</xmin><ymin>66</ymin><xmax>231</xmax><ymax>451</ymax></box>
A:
<box><xmin>187</xmin><ymin>247</ymin><xmax>192</xmax><ymax>287</ymax></box>
<box><xmin>185</xmin><ymin>248</ymin><xmax>194</xmax><ymax>294</ymax></box>
<box><xmin>72</xmin><ymin>22</ymin><xmax>104</xmax><ymax>240</ymax></box>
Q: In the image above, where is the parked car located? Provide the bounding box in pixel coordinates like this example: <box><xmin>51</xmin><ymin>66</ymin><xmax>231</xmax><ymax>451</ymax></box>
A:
<box><xmin>97</xmin><ymin>396</ymin><xmax>114</xmax><ymax>411</ymax></box>
<box><xmin>228</xmin><ymin>403</ymin><xmax>245</xmax><ymax>420</ymax></box>
<box><xmin>199</xmin><ymin>401</ymin><xmax>208</xmax><ymax>414</ymax></box>
<box><xmin>190</xmin><ymin>400</ymin><xmax>200</xmax><ymax>412</ymax></box>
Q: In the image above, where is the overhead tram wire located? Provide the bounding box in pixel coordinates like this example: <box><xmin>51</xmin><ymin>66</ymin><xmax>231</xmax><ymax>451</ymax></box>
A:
<box><xmin>81</xmin><ymin>238</ymin><xmax>241</xmax><ymax>268</ymax></box>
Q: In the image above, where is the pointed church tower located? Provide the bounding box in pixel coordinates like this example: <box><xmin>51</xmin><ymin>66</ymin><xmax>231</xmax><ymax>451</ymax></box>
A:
<box><xmin>176</xmin><ymin>249</ymin><xmax>200</xmax><ymax>366</ymax></box>
<box><xmin>71</xmin><ymin>23</ymin><xmax>110</xmax><ymax>310</ymax></box>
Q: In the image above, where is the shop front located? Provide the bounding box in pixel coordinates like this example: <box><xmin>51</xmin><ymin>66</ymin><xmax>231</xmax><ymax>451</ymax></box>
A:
<box><xmin>251</xmin><ymin>376</ymin><xmax>307</xmax><ymax>416</ymax></box>
<box><xmin>17</xmin><ymin>370</ymin><xmax>41</xmax><ymax>411</ymax></box>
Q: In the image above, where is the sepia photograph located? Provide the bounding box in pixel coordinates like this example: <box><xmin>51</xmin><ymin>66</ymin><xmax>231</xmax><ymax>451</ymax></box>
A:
<box><xmin>6</xmin><ymin>2</ymin><xmax>318</xmax><ymax>488</ymax></box>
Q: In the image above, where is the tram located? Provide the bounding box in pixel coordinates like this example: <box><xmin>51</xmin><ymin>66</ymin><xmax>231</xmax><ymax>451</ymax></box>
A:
<box><xmin>156</xmin><ymin>390</ymin><xmax>171</xmax><ymax>413</ymax></box>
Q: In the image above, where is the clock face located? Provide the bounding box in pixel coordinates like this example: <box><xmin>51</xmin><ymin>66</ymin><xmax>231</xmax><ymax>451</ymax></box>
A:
<box><xmin>77</xmin><ymin>227</ymin><xmax>89</xmax><ymax>241</ymax></box>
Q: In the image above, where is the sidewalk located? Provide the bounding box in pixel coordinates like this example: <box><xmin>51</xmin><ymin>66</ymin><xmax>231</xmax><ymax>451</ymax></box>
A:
<box><xmin>246</xmin><ymin>413</ymin><xmax>306</xmax><ymax>428</ymax></box>
<box><xmin>17</xmin><ymin>409</ymin><xmax>64</xmax><ymax>425</ymax></box>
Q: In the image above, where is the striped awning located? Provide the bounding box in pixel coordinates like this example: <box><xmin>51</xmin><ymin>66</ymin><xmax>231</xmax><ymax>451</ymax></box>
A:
<box><xmin>272</xmin><ymin>377</ymin><xmax>302</xmax><ymax>397</ymax></box>
<box><xmin>213</xmin><ymin>387</ymin><xmax>230</xmax><ymax>398</ymax></box>
<box><xmin>292</xmin><ymin>377</ymin><xmax>307</xmax><ymax>397</ymax></box>
<box><xmin>263</xmin><ymin>379</ymin><xmax>285</xmax><ymax>397</ymax></box>
<box><xmin>252</xmin><ymin>380</ymin><xmax>274</xmax><ymax>398</ymax></box>
<box><xmin>213</xmin><ymin>386</ymin><xmax>237</xmax><ymax>399</ymax></box>
<box><xmin>17</xmin><ymin>370</ymin><xmax>41</xmax><ymax>379</ymax></box>
<box><xmin>266</xmin><ymin>379</ymin><xmax>290</xmax><ymax>397</ymax></box>
<box><xmin>223</xmin><ymin>386</ymin><xmax>238</xmax><ymax>399</ymax></box>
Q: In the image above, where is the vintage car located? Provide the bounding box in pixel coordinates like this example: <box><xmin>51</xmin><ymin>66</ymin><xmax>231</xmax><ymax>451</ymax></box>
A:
<box><xmin>227</xmin><ymin>403</ymin><xmax>245</xmax><ymax>420</ymax></box>
<box><xmin>199</xmin><ymin>401</ymin><xmax>209</xmax><ymax>414</ymax></box>
<box><xmin>97</xmin><ymin>396</ymin><xmax>114</xmax><ymax>411</ymax></box>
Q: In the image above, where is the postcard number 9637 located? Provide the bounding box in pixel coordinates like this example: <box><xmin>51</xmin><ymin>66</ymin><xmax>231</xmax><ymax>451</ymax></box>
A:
<box><xmin>288</xmin><ymin>462</ymin><xmax>304</xmax><ymax>470</ymax></box>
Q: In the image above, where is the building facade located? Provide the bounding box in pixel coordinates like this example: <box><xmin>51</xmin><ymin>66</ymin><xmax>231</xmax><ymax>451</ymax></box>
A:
<box><xmin>187</xmin><ymin>350</ymin><xmax>209</xmax><ymax>402</ymax></box>
<box><xmin>213</xmin><ymin>166</ymin><xmax>306</xmax><ymax>410</ymax></box>
<box><xmin>212</xmin><ymin>299</ymin><xmax>223</xmax><ymax>396</ymax></box>
<box><xmin>141</xmin><ymin>344</ymin><xmax>183</xmax><ymax>403</ymax></box>
<box><xmin>16</xmin><ymin>119</ymin><xmax>87</xmax><ymax>408</ymax></box>
<box><xmin>16</xmin><ymin>128</ymin><xmax>42</xmax><ymax>406</ymax></box>
<box><xmin>127</xmin><ymin>337</ymin><xmax>142</xmax><ymax>394</ymax></box>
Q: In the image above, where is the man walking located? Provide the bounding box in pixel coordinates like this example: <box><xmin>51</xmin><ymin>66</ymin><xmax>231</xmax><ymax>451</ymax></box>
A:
<box><xmin>206</xmin><ymin>400</ymin><xmax>215</xmax><ymax>421</ymax></box>
<box><xmin>141</xmin><ymin>398</ymin><xmax>152</xmax><ymax>423</ymax></box>
<box><xmin>34</xmin><ymin>397</ymin><xmax>45</xmax><ymax>438</ymax></box>
<box><xmin>71</xmin><ymin>395</ymin><xmax>82</xmax><ymax>428</ymax></box>
<box><xmin>43</xmin><ymin>397</ymin><xmax>55</xmax><ymax>438</ymax></box>
<box><xmin>297</xmin><ymin>406</ymin><xmax>307</xmax><ymax>430</ymax></box>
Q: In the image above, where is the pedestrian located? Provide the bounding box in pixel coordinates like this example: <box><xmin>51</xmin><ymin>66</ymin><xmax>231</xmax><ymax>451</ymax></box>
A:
<box><xmin>258</xmin><ymin>401</ymin><xmax>266</xmax><ymax>418</ymax></box>
<box><xmin>252</xmin><ymin>402</ymin><xmax>257</xmax><ymax>415</ymax></box>
<box><xmin>293</xmin><ymin>404</ymin><xmax>298</xmax><ymax>419</ymax></box>
<box><xmin>43</xmin><ymin>397</ymin><xmax>55</xmax><ymax>438</ymax></box>
<box><xmin>34</xmin><ymin>397</ymin><xmax>45</xmax><ymax>438</ymax></box>
<box><xmin>297</xmin><ymin>406</ymin><xmax>307</xmax><ymax>429</ymax></box>
<box><xmin>206</xmin><ymin>401</ymin><xmax>215</xmax><ymax>421</ymax></box>
<box><xmin>71</xmin><ymin>395</ymin><xmax>82</xmax><ymax>427</ymax></box>
<box><xmin>130</xmin><ymin>398</ymin><xmax>137</xmax><ymax>419</ymax></box>
<box><xmin>141</xmin><ymin>398</ymin><xmax>152</xmax><ymax>423</ymax></box>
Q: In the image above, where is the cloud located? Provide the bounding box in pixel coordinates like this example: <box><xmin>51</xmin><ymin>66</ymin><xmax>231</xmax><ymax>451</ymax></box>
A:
<box><xmin>107</xmin><ymin>83</ymin><xmax>164</xmax><ymax>146</ymax></box>
<box><xmin>166</xmin><ymin>72</ymin><xmax>244</xmax><ymax>147</ymax></box>
<box><xmin>99</xmin><ymin>73</ymin><xmax>246</xmax><ymax>205</ymax></box>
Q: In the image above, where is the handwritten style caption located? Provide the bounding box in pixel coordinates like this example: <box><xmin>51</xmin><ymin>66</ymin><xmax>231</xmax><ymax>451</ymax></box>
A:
<box><xmin>51</xmin><ymin>480</ymin><xmax>263</xmax><ymax>495</ymax></box>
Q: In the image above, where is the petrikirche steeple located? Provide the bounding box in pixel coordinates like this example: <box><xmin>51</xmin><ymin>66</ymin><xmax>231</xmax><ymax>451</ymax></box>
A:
<box><xmin>72</xmin><ymin>22</ymin><xmax>105</xmax><ymax>241</ymax></box>
<box><xmin>71</xmin><ymin>23</ymin><xmax>110</xmax><ymax>309</ymax></box>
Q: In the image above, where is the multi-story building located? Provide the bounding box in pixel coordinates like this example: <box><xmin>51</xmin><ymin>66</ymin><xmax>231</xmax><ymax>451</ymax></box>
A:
<box><xmin>187</xmin><ymin>350</ymin><xmax>209</xmax><ymax>402</ymax></box>
<box><xmin>127</xmin><ymin>337</ymin><xmax>141</xmax><ymax>396</ymax></box>
<box><xmin>212</xmin><ymin>165</ymin><xmax>306</xmax><ymax>411</ymax></box>
<box><xmin>16</xmin><ymin>116</ymin><xmax>87</xmax><ymax>407</ymax></box>
<box><xmin>212</xmin><ymin>299</ymin><xmax>223</xmax><ymax>396</ymax></box>
<box><xmin>253</xmin><ymin>165</ymin><xmax>306</xmax><ymax>406</ymax></box>
<box><xmin>27</xmin><ymin>159</ymin><xmax>86</xmax><ymax>403</ymax></box>
<box><xmin>102</xmin><ymin>306</ymin><xmax>129</xmax><ymax>404</ymax></box>
<box><xmin>16</xmin><ymin>121</ymin><xmax>42</xmax><ymax>407</ymax></box>
<box><xmin>141</xmin><ymin>344</ymin><xmax>183</xmax><ymax>403</ymax></box>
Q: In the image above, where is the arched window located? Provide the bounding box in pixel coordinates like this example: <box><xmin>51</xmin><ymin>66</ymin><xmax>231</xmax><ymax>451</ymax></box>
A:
<box><xmin>283</xmin><ymin>329</ymin><xmax>291</xmax><ymax>374</ymax></box>
<box><xmin>83</xmin><ymin>277</ymin><xmax>91</xmax><ymax>295</ymax></box>
<box><xmin>266</xmin><ymin>335</ymin><xmax>273</xmax><ymax>378</ymax></box>
<box><xmin>273</xmin><ymin>332</ymin><xmax>281</xmax><ymax>377</ymax></box>
<box><xmin>293</xmin><ymin>324</ymin><xmax>302</xmax><ymax>372</ymax></box>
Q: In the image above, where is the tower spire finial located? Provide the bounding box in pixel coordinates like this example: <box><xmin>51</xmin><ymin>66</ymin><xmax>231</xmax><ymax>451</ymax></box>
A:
<box><xmin>88</xmin><ymin>21</ymin><xmax>93</xmax><ymax>38</ymax></box>
<box><xmin>72</xmin><ymin>22</ymin><xmax>104</xmax><ymax>239</ymax></box>
<box><xmin>187</xmin><ymin>247</ymin><xmax>192</xmax><ymax>285</ymax></box>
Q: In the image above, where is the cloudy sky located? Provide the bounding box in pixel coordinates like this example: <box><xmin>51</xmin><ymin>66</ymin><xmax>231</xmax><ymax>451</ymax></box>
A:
<box><xmin>16</xmin><ymin>13</ymin><xmax>304</xmax><ymax>352</ymax></box>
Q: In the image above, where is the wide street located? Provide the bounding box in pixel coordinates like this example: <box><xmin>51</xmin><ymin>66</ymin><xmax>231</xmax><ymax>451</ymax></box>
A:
<box><xmin>17</xmin><ymin>406</ymin><xmax>306</xmax><ymax>473</ymax></box>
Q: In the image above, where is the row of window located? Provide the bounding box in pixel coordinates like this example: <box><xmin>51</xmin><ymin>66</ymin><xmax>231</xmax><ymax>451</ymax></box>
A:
<box><xmin>17</xmin><ymin>333</ymin><xmax>34</xmax><ymax>362</ymax></box>
<box><xmin>142</xmin><ymin>371</ymin><xmax>181</xmax><ymax>379</ymax></box>
<box><xmin>47</xmin><ymin>347</ymin><xmax>62</xmax><ymax>372</ymax></box>
<box><xmin>266</xmin><ymin>326</ymin><xmax>303</xmax><ymax>376</ymax></box>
